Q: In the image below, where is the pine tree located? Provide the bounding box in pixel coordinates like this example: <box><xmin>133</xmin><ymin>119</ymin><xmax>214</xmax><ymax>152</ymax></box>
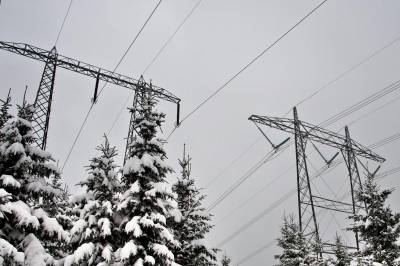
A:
<box><xmin>0</xmin><ymin>89</ymin><xmax>12</xmax><ymax>129</ymax></box>
<box><xmin>170</xmin><ymin>145</ymin><xmax>218</xmax><ymax>266</ymax></box>
<box><xmin>0</xmin><ymin>99</ymin><xmax>68</xmax><ymax>265</ymax></box>
<box><xmin>332</xmin><ymin>235</ymin><xmax>350</xmax><ymax>266</ymax></box>
<box><xmin>350</xmin><ymin>174</ymin><xmax>400</xmax><ymax>265</ymax></box>
<box><xmin>221</xmin><ymin>252</ymin><xmax>232</xmax><ymax>266</ymax></box>
<box><xmin>115</xmin><ymin>94</ymin><xmax>179</xmax><ymax>265</ymax></box>
<box><xmin>66</xmin><ymin>136</ymin><xmax>120</xmax><ymax>265</ymax></box>
<box><xmin>275</xmin><ymin>214</ymin><xmax>311</xmax><ymax>266</ymax></box>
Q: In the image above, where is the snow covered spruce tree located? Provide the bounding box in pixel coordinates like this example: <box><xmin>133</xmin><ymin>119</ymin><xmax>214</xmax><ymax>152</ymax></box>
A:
<box><xmin>332</xmin><ymin>235</ymin><xmax>350</xmax><ymax>266</ymax></box>
<box><xmin>66</xmin><ymin>136</ymin><xmax>120</xmax><ymax>265</ymax></box>
<box><xmin>0</xmin><ymin>89</ymin><xmax>12</xmax><ymax>129</ymax></box>
<box><xmin>221</xmin><ymin>252</ymin><xmax>232</xmax><ymax>266</ymax></box>
<box><xmin>115</xmin><ymin>93</ymin><xmax>180</xmax><ymax>265</ymax></box>
<box><xmin>0</xmin><ymin>99</ymin><xmax>68</xmax><ymax>265</ymax></box>
<box><xmin>349</xmin><ymin>174</ymin><xmax>400</xmax><ymax>265</ymax></box>
<box><xmin>275</xmin><ymin>214</ymin><xmax>310</xmax><ymax>265</ymax></box>
<box><xmin>169</xmin><ymin>145</ymin><xmax>218</xmax><ymax>265</ymax></box>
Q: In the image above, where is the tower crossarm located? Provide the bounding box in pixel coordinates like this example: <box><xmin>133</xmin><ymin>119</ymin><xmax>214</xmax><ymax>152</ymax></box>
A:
<box><xmin>0</xmin><ymin>41</ymin><xmax>180</xmax><ymax>104</ymax></box>
<box><xmin>249</xmin><ymin>114</ymin><xmax>385</xmax><ymax>163</ymax></box>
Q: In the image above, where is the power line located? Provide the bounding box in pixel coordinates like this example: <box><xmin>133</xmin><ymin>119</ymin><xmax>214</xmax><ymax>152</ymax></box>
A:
<box><xmin>207</xmin><ymin>77</ymin><xmax>400</xmax><ymax>211</ymax></box>
<box><xmin>55</xmin><ymin>0</ymin><xmax>74</xmax><ymax>46</ymax></box>
<box><xmin>61</xmin><ymin>1</ymin><xmax>163</xmax><ymax>171</ymax></box>
<box><xmin>142</xmin><ymin>0</ymin><xmax>204</xmax><ymax>75</ymax></box>
<box><xmin>207</xmin><ymin>146</ymin><xmax>290</xmax><ymax>211</ymax></box>
<box><xmin>107</xmin><ymin>0</ymin><xmax>201</xmax><ymax>136</ymax></box>
<box><xmin>202</xmin><ymin>32</ymin><xmax>400</xmax><ymax>193</ymax></box>
<box><xmin>204</xmin><ymin>138</ymin><xmax>262</xmax><ymax>189</ymax></box>
<box><xmin>233</xmin><ymin>166</ymin><xmax>398</xmax><ymax>265</ymax></box>
<box><xmin>168</xmin><ymin>0</ymin><xmax>329</xmax><ymax>136</ymax></box>
<box><xmin>236</xmin><ymin>239</ymin><xmax>277</xmax><ymax>265</ymax></box>
<box><xmin>285</xmin><ymin>33</ymin><xmax>400</xmax><ymax>114</ymax></box>
<box><xmin>215</xmin><ymin>131</ymin><xmax>400</xmax><ymax>248</ymax></box>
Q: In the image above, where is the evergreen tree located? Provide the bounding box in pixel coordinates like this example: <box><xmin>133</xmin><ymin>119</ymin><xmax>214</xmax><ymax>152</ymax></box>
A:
<box><xmin>0</xmin><ymin>89</ymin><xmax>12</xmax><ymax>129</ymax></box>
<box><xmin>221</xmin><ymin>252</ymin><xmax>232</xmax><ymax>266</ymax></box>
<box><xmin>275</xmin><ymin>214</ymin><xmax>311</xmax><ymax>266</ymax></box>
<box><xmin>66</xmin><ymin>136</ymin><xmax>120</xmax><ymax>265</ymax></box>
<box><xmin>115</xmin><ymin>94</ymin><xmax>180</xmax><ymax>265</ymax></box>
<box><xmin>170</xmin><ymin>145</ymin><xmax>218</xmax><ymax>265</ymax></box>
<box><xmin>0</xmin><ymin>100</ymin><xmax>68</xmax><ymax>265</ymax></box>
<box><xmin>350</xmin><ymin>174</ymin><xmax>400</xmax><ymax>265</ymax></box>
<box><xmin>332</xmin><ymin>235</ymin><xmax>350</xmax><ymax>266</ymax></box>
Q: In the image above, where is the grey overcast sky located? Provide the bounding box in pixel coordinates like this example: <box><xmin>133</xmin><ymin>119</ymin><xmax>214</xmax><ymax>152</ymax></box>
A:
<box><xmin>1</xmin><ymin>0</ymin><xmax>400</xmax><ymax>265</ymax></box>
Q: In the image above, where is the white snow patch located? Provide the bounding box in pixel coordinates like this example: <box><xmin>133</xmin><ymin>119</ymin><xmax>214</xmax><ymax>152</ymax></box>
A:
<box><xmin>0</xmin><ymin>174</ymin><xmax>21</xmax><ymax>188</ymax></box>
<box><xmin>151</xmin><ymin>243</ymin><xmax>174</xmax><ymax>261</ymax></box>
<box><xmin>120</xmin><ymin>241</ymin><xmax>138</xmax><ymax>260</ymax></box>
<box><xmin>125</xmin><ymin>216</ymin><xmax>143</xmax><ymax>237</ymax></box>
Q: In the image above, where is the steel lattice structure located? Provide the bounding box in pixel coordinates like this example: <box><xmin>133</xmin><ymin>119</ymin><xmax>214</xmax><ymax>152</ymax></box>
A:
<box><xmin>249</xmin><ymin>107</ymin><xmax>385</xmax><ymax>254</ymax></box>
<box><xmin>0</xmin><ymin>41</ymin><xmax>181</xmax><ymax>151</ymax></box>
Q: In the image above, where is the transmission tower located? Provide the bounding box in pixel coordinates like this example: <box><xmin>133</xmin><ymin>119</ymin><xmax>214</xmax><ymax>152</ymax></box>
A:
<box><xmin>0</xmin><ymin>41</ymin><xmax>181</xmax><ymax>151</ymax></box>
<box><xmin>249</xmin><ymin>107</ymin><xmax>385</xmax><ymax>254</ymax></box>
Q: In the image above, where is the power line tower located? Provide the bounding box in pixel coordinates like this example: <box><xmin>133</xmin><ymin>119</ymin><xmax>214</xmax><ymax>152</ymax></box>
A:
<box><xmin>249</xmin><ymin>107</ymin><xmax>385</xmax><ymax>254</ymax></box>
<box><xmin>0</xmin><ymin>41</ymin><xmax>181</xmax><ymax>151</ymax></box>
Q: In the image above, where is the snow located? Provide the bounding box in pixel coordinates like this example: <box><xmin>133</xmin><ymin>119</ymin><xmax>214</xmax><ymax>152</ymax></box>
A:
<box><xmin>0</xmin><ymin>238</ymin><xmax>24</xmax><ymax>264</ymax></box>
<box><xmin>133</xmin><ymin>258</ymin><xmax>144</xmax><ymax>266</ymax></box>
<box><xmin>141</xmin><ymin>153</ymin><xmax>159</xmax><ymax>175</ymax></box>
<box><xmin>144</xmin><ymin>255</ymin><xmax>155</xmax><ymax>265</ymax></box>
<box><xmin>70</xmin><ymin>219</ymin><xmax>87</xmax><ymax>235</ymax></box>
<box><xmin>151</xmin><ymin>243</ymin><xmax>174</xmax><ymax>261</ymax></box>
<box><xmin>0</xmin><ymin>174</ymin><xmax>21</xmax><ymax>188</ymax></box>
<box><xmin>140</xmin><ymin>216</ymin><xmax>155</xmax><ymax>228</ymax></box>
<box><xmin>101</xmin><ymin>244</ymin><xmax>113</xmax><ymax>262</ymax></box>
<box><xmin>22</xmin><ymin>234</ymin><xmax>53</xmax><ymax>266</ymax></box>
<box><xmin>7</xmin><ymin>142</ymin><xmax>24</xmax><ymax>155</ymax></box>
<box><xmin>98</xmin><ymin>218</ymin><xmax>111</xmax><ymax>236</ymax></box>
<box><xmin>4</xmin><ymin>200</ymin><xmax>40</xmax><ymax>229</ymax></box>
<box><xmin>150</xmin><ymin>213</ymin><xmax>166</xmax><ymax>224</ymax></box>
<box><xmin>130</xmin><ymin>181</ymin><xmax>140</xmax><ymax>193</ymax></box>
<box><xmin>156</xmin><ymin>224</ymin><xmax>178</xmax><ymax>246</ymax></box>
<box><xmin>123</xmin><ymin>157</ymin><xmax>144</xmax><ymax>175</ymax></box>
<box><xmin>125</xmin><ymin>216</ymin><xmax>143</xmax><ymax>237</ymax></box>
<box><xmin>33</xmin><ymin>208</ymin><xmax>68</xmax><ymax>240</ymax></box>
<box><xmin>71</xmin><ymin>243</ymin><xmax>95</xmax><ymax>264</ymax></box>
<box><xmin>120</xmin><ymin>241</ymin><xmax>138</xmax><ymax>260</ymax></box>
<box><xmin>0</xmin><ymin>188</ymin><xmax>11</xmax><ymax>199</ymax></box>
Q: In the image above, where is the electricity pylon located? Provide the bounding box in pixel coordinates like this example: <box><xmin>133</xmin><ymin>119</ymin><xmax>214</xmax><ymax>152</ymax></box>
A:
<box><xmin>0</xmin><ymin>41</ymin><xmax>181</xmax><ymax>150</ymax></box>
<box><xmin>249</xmin><ymin>107</ymin><xmax>385</xmax><ymax>254</ymax></box>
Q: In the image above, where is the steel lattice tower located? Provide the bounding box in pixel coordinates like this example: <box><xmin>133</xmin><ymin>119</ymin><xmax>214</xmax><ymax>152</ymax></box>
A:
<box><xmin>0</xmin><ymin>41</ymin><xmax>181</xmax><ymax>151</ymax></box>
<box><xmin>249</xmin><ymin>107</ymin><xmax>385</xmax><ymax>254</ymax></box>
<box><xmin>32</xmin><ymin>47</ymin><xmax>57</xmax><ymax>150</ymax></box>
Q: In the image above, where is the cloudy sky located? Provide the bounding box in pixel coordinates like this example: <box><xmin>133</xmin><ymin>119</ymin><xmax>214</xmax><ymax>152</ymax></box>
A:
<box><xmin>1</xmin><ymin>0</ymin><xmax>400</xmax><ymax>264</ymax></box>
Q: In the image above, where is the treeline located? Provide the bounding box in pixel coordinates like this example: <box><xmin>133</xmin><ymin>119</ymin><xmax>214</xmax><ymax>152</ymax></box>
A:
<box><xmin>0</xmin><ymin>91</ymin><xmax>231</xmax><ymax>266</ymax></box>
<box><xmin>275</xmin><ymin>170</ymin><xmax>400</xmax><ymax>265</ymax></box>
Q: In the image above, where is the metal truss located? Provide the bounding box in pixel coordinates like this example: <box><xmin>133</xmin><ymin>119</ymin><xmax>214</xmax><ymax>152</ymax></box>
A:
<box><xmin>0</xmin><ymin>41</ymin><xmax>181</xmax><ymax>150</ymax></box>
<box><xmin>249</xmin><ymin>107</ymin><xmax>385</xmax><ymax>254</ymax></box>
<box><xmin>31</xmin><ymin>47</ymin><xmax>57</xmax><ymax>150</ymax></box>
<box><xmin>293</xmin><ymin>107</ymin><xmax>321</xmax><ymax>250</ymax></box>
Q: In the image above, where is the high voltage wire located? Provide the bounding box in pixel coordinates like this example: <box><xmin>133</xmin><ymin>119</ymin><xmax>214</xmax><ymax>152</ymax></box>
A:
<box><xmin>206</xmin><ymin>77</ymin><xmax>400</xmax><ymax>211</ymax></box>
<box><xmin>207</xmin><ymin>145</ymin><xmax>290</xmax><ymax>211</ymax></box>
<box><xmin>214</xmin><ymin>106</ymin><xmax>396</xmax><ymax>231</ymax></box>
<box><xmin>235</xmin><ymin>164</ymin><xmax>400</xmax><ymax>266</ymax></box>
<box><xmin>215</xmin><ymin>132</ymin><xmax>400</xmax><ymax>249</ymax></box>
<box><xmin>107</xmin><ymin>0</ymin><xmax>202</xmax><ymax>136</ymax></box>
<box><xmin>142</xmin><ymin>0</ymin><xmax>204</xmax><ymax>75</ymax></box>
<box><xmin>202</xmin><ymin>33</ymin><xmax>400</xmax><ymax>191</ymax></box>
<box><xmin>319</xmin><ymin>79</ymin><xmax>400</xmax><ymax>128</ymax></box>
<box><xmin>285</xmin><ymin>33</ymin><xmax>400</xmax><ymax>114</ymax></box>
<box><xmin>61</xmin><ymin>1</ymin><xmax>163</xmax><ymax>171</ymax></box>
<box><xmin>167</xmin><ymin>0</ymin><xmax>329</xmax><ymax>137</ymax></box>
<box><xmin>55</xmin><ymin>0</ymin><xmax>74</xmax><ymax>46</ymax></box>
